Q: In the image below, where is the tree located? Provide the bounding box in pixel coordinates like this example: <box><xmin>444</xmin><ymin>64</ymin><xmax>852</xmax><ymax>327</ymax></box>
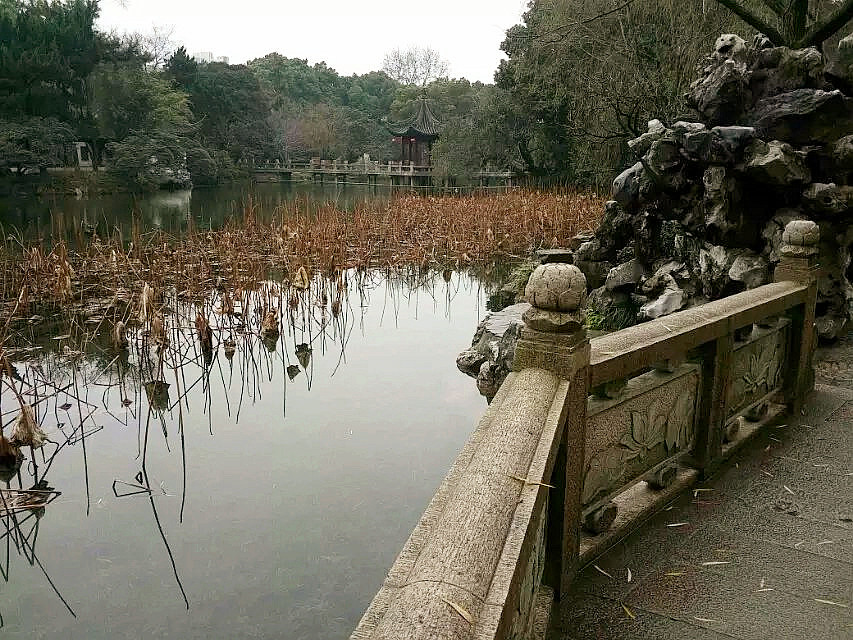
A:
<box><xmin>89</xmin><ymin>62</ymin><xmax>193</xmax><ymax>141</ymax></box>
<box><xmin>344</xmin><ymin>71</ymin><xmax>398</xmax><ymax>118</ymax></box>
<box><xmin>137</xmin><ymin>24</ymin><xmax>175</xmax><ymax>69</ymax></box>
<box><xmin>106</xmin><ymin>130</ymin><xmax>193</xmax><ymax>190</ymax></box>
<box><xmin>267</xmin><ymin>109</ymin><xmax>307</xmax><ymax>162</ymax></box>
<box><xmin>382</xmin><ymin>46</ymin><xmax>448</xmax><ymax>86</ymax></box>
<box><xmin>713</xmin><ymin>0</ymin><xmax>853</xmax><ymax>48</ymax></box>
<box><xmin>391</xmin><ymin>78</ymin><xmax>481</xmax><ymax>122</ymax></box>
<box><xmin>431</xmin><ymin>115</ymin><xmax>480</xmax><ymax>186</ymax></box>
<box><xmin>299</xmin><ymin>104</ymin><xmax>339</xmax><ymax>158</ymax></box>
<box><xmin>248</xmin><ymin>54</ymin><xmax>345</xmax><ymax>109</ymax></box>
<box><xmin>165</xmin><ymin>46</ymin><xmax>198</xmax><ymax>89</ymax></box>
<box><xmin>182</xmin><ymin>62</ymin><xmax>275</xmax><ymax>159</ymax></box>
<box><xmin>0</xmin><ymin>0</ymin><xmax>100</xmax><ymax>125</ymax></box>
<box><xmin>247</xmin><ymin>54</ymin><xmax>400</xmax><ymax>161</ymax></box>
<box><xmin>0</xmin><ymin>117</ymin><xmax>74</xmax><ymax>174</ymax></box>
<box><xmin>493</xmin><ymin>0</ymin><xmax>738</xmax><ymax>185</ymax></box>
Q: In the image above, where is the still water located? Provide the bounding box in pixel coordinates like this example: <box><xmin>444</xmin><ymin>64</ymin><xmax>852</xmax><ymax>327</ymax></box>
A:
<box><xmin>0</xmin><ymin>186</ymin><xmax>491</xmax><ymax>639</ymax></box>
<box><xmin>0</xmin><ymin>182</ymin><xmax>398</xmax><ymax>242</ymax></box>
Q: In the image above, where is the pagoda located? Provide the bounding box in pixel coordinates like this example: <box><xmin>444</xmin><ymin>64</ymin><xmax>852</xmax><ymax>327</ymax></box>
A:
<box><xmin>389</xmin><ymin>97</ymin><xmax>440</xmax><ymax>167</ymax></box>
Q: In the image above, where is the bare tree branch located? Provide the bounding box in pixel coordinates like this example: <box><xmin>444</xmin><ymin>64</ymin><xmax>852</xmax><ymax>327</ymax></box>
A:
<box><xmin>759</xmin><ymin>0</ymin><xmax>786</xmax><ymax>15</ymax></box>
<box><xmin>713</xmin><ymin>0</ymin><xmax>786</xmax><ymax>44</ymax></box>
<box><xmin>799</xmin><ymin>0</ymin><xmax>853</xmax><ymax>47</ymax></box>
<box><xmin>382</xmin><ymin>47</ymin><xmax>449</xmax><ymax>86</ymax></box>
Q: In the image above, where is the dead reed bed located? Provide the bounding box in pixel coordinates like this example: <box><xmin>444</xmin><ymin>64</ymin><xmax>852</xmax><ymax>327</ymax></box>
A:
<box><xmin>0</xmin><ymin>189</ymin><xmax>603</xmax><ymax>324</ymax></box>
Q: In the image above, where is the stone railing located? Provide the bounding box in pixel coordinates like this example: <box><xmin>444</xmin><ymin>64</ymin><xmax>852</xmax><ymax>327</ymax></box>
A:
<box><xmin>351</xmin><ymin>220</ymin><xmax>819</xmax><ymax>640</ymax></box>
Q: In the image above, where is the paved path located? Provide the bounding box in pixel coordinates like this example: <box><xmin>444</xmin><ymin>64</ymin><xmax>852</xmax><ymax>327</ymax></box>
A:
<box><xmin>552</xmin><ymin>340</ymin><xmax>853</xmax><ymax>640</ymax></box>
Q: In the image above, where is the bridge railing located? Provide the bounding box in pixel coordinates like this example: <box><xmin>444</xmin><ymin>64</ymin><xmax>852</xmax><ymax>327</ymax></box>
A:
<box><xmin>352</xmin><ymin>220</ymin><xmax>819</xmax><ymax>640</ymax></box>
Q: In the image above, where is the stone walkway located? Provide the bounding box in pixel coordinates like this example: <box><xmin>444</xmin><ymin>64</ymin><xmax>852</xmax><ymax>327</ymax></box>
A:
<box><xmin>552</xmin><ymin>340</ymin><xmax>853</xmax><ymax>640</ymax></box>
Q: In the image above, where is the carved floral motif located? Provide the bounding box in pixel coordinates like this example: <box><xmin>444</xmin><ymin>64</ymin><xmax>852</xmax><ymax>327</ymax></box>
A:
<box><xmin>728</xmin><ymin>328</ymin><xmax>787</xmax><ymax>417</ymax></box>
<box><xmin>583</xmin><ymin>384</ymin><xmax>697</xmax><ymax>507</ymax></box>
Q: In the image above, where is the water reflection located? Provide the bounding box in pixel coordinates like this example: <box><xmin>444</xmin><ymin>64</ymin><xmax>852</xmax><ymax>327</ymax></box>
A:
<box><xmin>0</xmin><ymin>268</ymin><xmax>486</xmax><ymax>638</ymax></box>
<box><xmin>0</xmin><ymin>183</ymin><xmax>399</xmax><ymax>245</ymax></box>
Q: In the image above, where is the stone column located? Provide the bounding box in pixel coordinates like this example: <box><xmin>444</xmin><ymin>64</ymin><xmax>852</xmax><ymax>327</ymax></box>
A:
<box><xmin>512</xmin><ymin>264</ymin><xmax>591</xmax><ymax>599</ymax></box>
<box><xmin>774</xmin><ymin>220</ymin><xmax>820</xmax><ymax>410</ymax></box>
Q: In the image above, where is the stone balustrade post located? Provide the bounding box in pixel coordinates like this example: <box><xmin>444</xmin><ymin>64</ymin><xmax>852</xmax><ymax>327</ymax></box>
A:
<box><xmin>774</xmin><ymin>220</ymin><xmax>821</xmax><ymax>411</ymax></box>
<box><xmin>512</xmin><ymin>264</ymin><xmax>591</xmax><ymax>599</ymax></box>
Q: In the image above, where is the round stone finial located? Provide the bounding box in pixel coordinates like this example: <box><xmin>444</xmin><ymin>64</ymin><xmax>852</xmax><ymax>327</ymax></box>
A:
<box><xmin>782</xmin><ymin>220</ymin><xmax>819</xmax><ymax>247</ymax></box>
<box><xmin>525</xmin><ymin>264</ymin><xmax>587</xmax><ymax>312</ymax></box>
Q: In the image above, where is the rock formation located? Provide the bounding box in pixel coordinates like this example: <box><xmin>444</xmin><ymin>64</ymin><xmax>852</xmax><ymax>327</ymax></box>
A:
<box><xmin>582</xmin><ymin>33</ymin><xmax>853</xmax><ymax>340</ymax></box>
<box><xmin>457</xmin><ymin>302</ymin><xmax>528</xmax><ymax>401</ymax></box>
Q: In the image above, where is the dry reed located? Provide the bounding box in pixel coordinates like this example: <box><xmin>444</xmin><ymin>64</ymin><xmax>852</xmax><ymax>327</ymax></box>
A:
<box><xmin>0</xmin><ymin>190</ymin><xmax>603</xmax><ymax>326</ymax></box>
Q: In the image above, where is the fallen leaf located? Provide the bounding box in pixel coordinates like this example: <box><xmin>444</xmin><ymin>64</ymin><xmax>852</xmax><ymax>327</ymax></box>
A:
<box><xmin>667</xmin><ymin>522</ymin><xmax>689</xmax><ymax>528</ymax></box>
<box><xmin>665</xmin><ymin>571</ymin><xmax>685</xmax><ymax>576</ymax></box>
<box><xmin>622</xmin><ymin>604</ymin><xmax>636</xmax><ymax>620</ymax></box>
<box><xmin>441</xmin><ymin>598</ymin><xmax>474</xmax><ymax>623</ymax></box>
<box><xmin>783</xmin><ymin>485</ymin><xmax>795</xmax><ymax>495</ymax></box>
<box><xmin>594</xmin><ymin>565</ymin><xmax>613</xmax><ymax>579</ymax></box>
<box><xmin>756</xmin><ymin>588</ymin><xmax>775</xmax><ymax>592</ymax></box>
<box><xmin>627</xmin><ymin>567</ymin><xmax>632</xmax><ymax>583</ymax></box>
<box><xmin>507</xmin><ymin>474</ymin><xmax>554</xmax><ymax>489</ymax></box>
<box><xmin>292</xmin><ymin>266</ymin><xmax>311</xmax><ymax>290</ymax></box>
<box><xmin>814</xmin><ymin>599</ymin><xmax>848</xmax><ymax>608</ymax></box>
<box><xmin>59</xmin><ymin>403</ymin><xmax>71</xmax><ymax>411</ymax></box>
<box><xmin>816</xmin><ymin>540</ymin><xmax>834</xmax><ymax>546</ymax></box>
<box><xmin>701</xmin><ymin>561</ymin><xmax>731</xmax><ymax>566</ymax></box>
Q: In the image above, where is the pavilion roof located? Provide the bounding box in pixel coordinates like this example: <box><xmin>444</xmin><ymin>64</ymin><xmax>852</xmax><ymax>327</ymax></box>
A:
<box><xmin>389</xmin><ymin>97</ymin><xmax>440</xmax><ymax>139</ymax></box>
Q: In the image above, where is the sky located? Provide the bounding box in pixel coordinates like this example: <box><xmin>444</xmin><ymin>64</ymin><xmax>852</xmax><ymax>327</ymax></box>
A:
<box><xmin>97</xmin><ymin>0</ymin><xmax>530</xmax><ymax>83</ymax></box>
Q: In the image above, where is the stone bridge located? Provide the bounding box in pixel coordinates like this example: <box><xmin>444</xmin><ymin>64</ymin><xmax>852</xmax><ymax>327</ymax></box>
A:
<box><xmin>350</xmin><ymin>220</ymin><xmax>839</xmax><ymax>639</ymax></box>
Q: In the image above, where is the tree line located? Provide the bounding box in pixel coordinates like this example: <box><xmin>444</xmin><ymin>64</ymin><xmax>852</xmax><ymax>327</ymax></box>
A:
<box><xmin>1</xmin><ymin>0</ymin><xmax>851</xmax><ymax>190</ymax></box>
<box><xmin>0</xmin><ymin>0</ymin><xmax>483</xmax><ymax>188</ymax></box>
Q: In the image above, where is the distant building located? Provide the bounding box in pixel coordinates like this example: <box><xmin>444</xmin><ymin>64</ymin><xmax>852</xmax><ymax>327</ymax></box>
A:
<box><xmin>192</xmin><ymin>52</ymin><xmax>229</xmax><ymax>64</ymax></box>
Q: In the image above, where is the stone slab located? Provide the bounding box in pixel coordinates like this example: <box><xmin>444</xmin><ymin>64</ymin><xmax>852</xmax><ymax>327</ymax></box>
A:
<box><xmin>671</xmin><ymin>524</ymin><xmax>852</xmax><ymax>602</ymax></box>
<box><xmin>625</xmin><ymin>565</ymin><xmax>851</xmax><ymax>640</ymax></box>
<box><xmin>552</xmin><ymin>591</ymin><xmax>734</xmax><ymax>640</ymax></box>
<box><xmin>715</xmin><ymin>498</ymin><xmax>853</xmax><ymax>564</ymax></box>
<box><xmin>730</xmin><ymin>453</ymin><xmax>853</xmax><ymax>527</ymax></box>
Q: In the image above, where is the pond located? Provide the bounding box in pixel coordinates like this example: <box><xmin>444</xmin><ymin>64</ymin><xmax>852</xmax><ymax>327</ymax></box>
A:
<box><xmin>0</xmin><ymin>263</ymin><xmax>490</xmax><ymax>636</ymax></box>
<box><xmin>0</xmin><ymin>182</ymin><xmax>403</xmax><ymax>244</ymax></box>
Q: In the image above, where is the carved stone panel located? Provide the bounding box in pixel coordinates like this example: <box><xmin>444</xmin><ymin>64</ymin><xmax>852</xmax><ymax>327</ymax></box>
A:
<box><xmin>508</xmin><ymin>496</ymin><xmax>547</xmax><ymax>640</ymax></box>
<box><xmin>583</xmin><ymin>365</ymin><xmax>700</xmax><ymax>509</ymax></box>
<box><xmin>727</xmin><ymin>322</ymin><xmax>789</xmax><ymax>419</ymax></box>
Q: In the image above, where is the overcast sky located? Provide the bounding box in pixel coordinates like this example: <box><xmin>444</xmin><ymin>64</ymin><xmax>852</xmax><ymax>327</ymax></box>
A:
<box><xmin>97</xmin><ymin>0</ymin><xmax>529</xmax><ymax>83</ymax></box>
